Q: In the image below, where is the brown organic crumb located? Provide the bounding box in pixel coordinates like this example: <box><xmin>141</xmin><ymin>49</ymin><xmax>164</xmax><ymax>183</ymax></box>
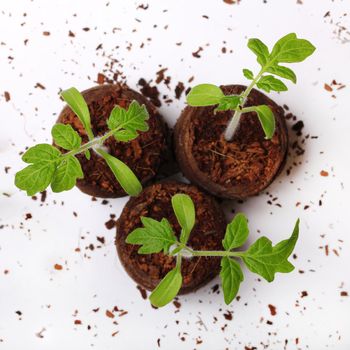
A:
<box><xmin>4</xmin><ymin>91</ymin><xmax>10</xmax><ymax>102</ymax></box>
<box><xmin>105</xmin><ymin>219</ymin><xmax>116</xmax><ymax>230</ymax></box>
<box><xmin>54</xmin><ymin>264</ymin><xmax>63</xmax><ymax>270</ymax></box>
<box><xmin>320</xmin><ymin>170</ymin><xmax>329</xmax><ymax>177</ymax></box>
<box><xmin>268</xmin><ymin>304</ymin><xmax>277</xmax><ymax>316</ymax></box>
<box><xmin>106</xmin><ymin>310</ymin><xmax>115</xmax><ymax>318</ymax></box>
<box><xmin>137</xmin><ymin>4</ymin><xmax>149</xmax><ymax>10</ymax></box>
<box><xmin>173</xmin><ymin>300</ymin><xmax>181</xmax><ymax>309</ymax></box>
<box><xmin>25</xmin><ymin>213</ymin><xmax>32</xmax><ymax>220</ymax></box>
<box><xmin>68</xmin><ymin>30</ymin><xmax>75</xmax><ymax>37</ymax></box>
<box><xmin>138</xmin><ymin>78</ymin><xmax>161</xmax><ymax>107</ymax></box>
<box><xmin>74</xmin><ymin>320</ymin><xmax>82</xmax><ymax>325</ymax></box>
<box><xmin>40</xmin><ymin>191</ymin><xmax>47</xmax><ymax>202</ymax></box>
<box><xmin>301</xmin><ymin>291</ymin><xmax>308</xmax><ymax>298</ymax></box>
<box><xmin>324</xmin><ymin>83</ymin><xmax>333</xmax><ymax>92</ymax></box>
<box><xmin>35</xmin><ymin>83</ymin><xmax>46</xmax><ymax>90</ymax></box>
<box><xmin>96</xmin><ymin>236</ymin><xmax>105</xmax><ymax>244</ymax></box>
<box><xmin>325</xmin><ymin>245</ymin><xmax>329</xmax><ymax>256</ymax></box>
<box><xmin>97</xmin><ymin>73</ymin><xmax>106</xmax><ymax>85</ymax></box>
<box><xmin>340</xmin><ymin>291</ymin><xmax>348</xmax><ymax>297</ymax></box>
<box><xmin>35</xmin><ymin>328</ymin><xmax>46</xmax><ymax>339</ymax></box>
<box><xmin>155</xmin><ymin>68</ymin><xmax>168</xmax><ymax>84</ymax></box>
<box><xmin>175</xmin><ymin>81</ymin><xmax>185</xmax><ymax>99</ymax></box>
<box><xmin>223</xmin><ymin>310</ymin><xmax>233</xmax><ymax>320</ymax></box>
<box><xmin>192</xmin><ymin>47</ymin><xmax>203</xmax><ymax>58</ymax></box>
<box><xmin>43</xmin><ymin>31</ymin><xmax>50</xmax><ymax>36</ymax></box>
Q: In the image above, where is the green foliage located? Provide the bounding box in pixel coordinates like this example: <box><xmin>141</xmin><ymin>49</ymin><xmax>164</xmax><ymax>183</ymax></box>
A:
<box><xmin>247</xmin><ymin>38</ymin><xmax>270</xmax><ymax>66</ymax></box>
<box><xmin>253</xmin><ymin>105</ymin><xmax>276</xmax><ymax>139</ymax></box>
<box><xmin>266</xmin><ymin>65</ymin><xmax>296</xmax><ymax>83</ymax></box>
<box><xmin>215</xmin><ymin>95</ymin><xmax>242</xmax><ymax>112</ymax></box>
<box><xmin>15</xmin><ymin>143</ymin><xmax>83</xmax><ymax>195</ymax></box>
<box><xmin>15</xmin><ymin>144</ymin><xmax>61</xmax><ymax>196</ymax></box>
<box><xmin>126</xmin><ymin>217</ymin><xmax>177</xmax><ymax>254</ymax></box>
<box><xmin>126</xmin><ymin>195</ymin><xmax>300</xmax><ymax>308</ymax></box>
<box><xmin>51</xmin><ymin>155</ymin><xmax>83</xmax><ymax>192</ymax></box>
<box><xmin>98</xmin><ymin>149</ymin><xmax>142</xmax><ymax>197</ymax></box>
<box><xmin>187</xmin><ymin>84</ymin><xmax>225</xmax><ymax>106</ymax></box>
<box><xmin>242</xmin><ymin>219</ymin><xmax>299</xmax><ymax>282</ymax></box>
<box><xmin>171</xmin><ymin>194</ymin><xmax>195</xmax><ymax>244</ymax></box>
<box><xmin>186</xmin><ymin>33</ymin><xmax>315</xmax><ymax>140</ymax></box>
<box><xmin>52</xmin><ymin>123</ymin><xmax>81</xmax><ymax>150</ymax></box>
<box><xmin>15</xmin><ymin>87</ymin><xmax>149</xmax><ymax>197</ymax></box>
<box><xmin>149</xmin><ymin>264</ymin><xmax>183</xmax><ymax>307</ymax></box>
<box><xmin>269</xmin><ymin>33</ymin><xmax>316</xmax><ymax>63</ymax></box>
<box><xmin>222</xmin><ymin>213</ymin><xmax>249</xmax><ymax>251</ymax></box>
<box><xmin>257</xmin><ymin>75</ymin><xmax>288</xmax><ymax>92</ymax></box>
<box><xmin>107</xmin><ymin>100</ymin><xmax>149</xmax><ymax>142</ymax></box>
<box><xmin>220</xmin><ymin>257</ymin><xmax>244</xmax><ymax>304</ymax></box>
<box><xmin>243</xmin><ymin>68</ymin><xmax>254</xmax><ymax>80</ymax></box>
<box><xmin>61</xmin><ymin>87</ymin><xmax>94</xmax><ymax>140</ymax></box>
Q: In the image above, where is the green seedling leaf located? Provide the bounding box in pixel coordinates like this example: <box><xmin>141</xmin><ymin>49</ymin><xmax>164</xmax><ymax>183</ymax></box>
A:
<box><xmin>15</xmin><ymin>161</ymin><xmax>57</xmax><ymax>196</ymax></box>
<box><xmin>220</xmin><ymin>257</ymin><xmax>244</xmax><ymax>304</ymax></box>
<box><xmin>247</xmin><ymin>38</ymin><xmax>269</xmax><ymax>66</ymax></box>
<box><xmin>257</xmin><ymin>75</ymin><xmax>288</xmax><ymax>92</ymax></box>
<box><xmin>126</xmin><ymin>217</ymin><xmax>177</xmax><ymax>254</ymax></box>
<box><xmin>186</xmin><ymin>84</ymin><xmax>224</xmax><ymax>106</ymax></box>
<box><xmin>98</xmin><ymin>149</ymin><xmax>142</xmax><ymax>196</ymax></box>
<box><xmin>22</xmin><ymin>144</ymin><xmax>61</xmax><ymax>163</ymax></box>
<box><xmin>215</xmin><ymin>95</ymin><xmax>241</xmax><ymax>112</ymax></box>
<box><xmin>114</xmin><ymin>129</ymin><xmax>138</xmax><ymax>142</ymax></box>
<box><xmin>150</xmin><ymin>265</ymin><xmax>183</xmax><ymax>307</ymax></box>
<box><xmin>243</xmin><ymin>68</ymin><xmax>254</xmax><ymax>80</ymax></box>
<box><xmin>171</xmin><ymin>193</ymin><xmax>195</xmax><ymax>245</ymax></box>
<box><xmin>15</xmin><ymin>144</ymin><xmax>61</xmax><ymax>195</ymax></box>
<box><xmin>107</xmin><ymin>100</ymin><xmax>149</xmax><ymax>142</ymax></box>
<box><xmin>84</xmin><ymin>150</ymin><xmax>91</xmax><ymax>160</ymax></box>
<box><xmin>52</xmin><ymin>123</ymin><xmax>82</xmax><ymax>150</ymax></box>
<box><xmin>266</xmin><ymin>65</ymin><xmax>297</xmax><ymax>83</ymax></box>
<box><xmin>51</xmin><ymin>156</ymin><xmax>83</xmax><ymax>192</ymax></box>
<box><xmin>270</xmin><ymin>33</ymin><xmax>316</xmax><ymax>63</ymax></box>
<box><xmin>223</xmin><ymin>213</ymin><xmax>249</xmax><ymax>251</ymax></box>
<box><xmin>254</xmin><ymin>105</ymin><xmax>276</xmax><ymax>139</ymax></box>
<box><xmin>61</xmin><ymin>87</ymin><xmax>94</xmax><ymax>140</ymax></box>
<box><xmin>241</xmin><ymin>219</ymin><xmax>300</xmax><ymax>282</ymax></box>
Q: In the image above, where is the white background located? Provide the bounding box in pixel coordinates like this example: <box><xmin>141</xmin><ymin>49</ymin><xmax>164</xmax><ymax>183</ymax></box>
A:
<box><xmin>0</xmin><ymin>0</ymin><xmax>350</xmax><ymax>349</ymax></box>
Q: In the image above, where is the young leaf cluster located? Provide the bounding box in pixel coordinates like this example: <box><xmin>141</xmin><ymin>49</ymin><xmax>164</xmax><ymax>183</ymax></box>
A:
<box><xmin>186</xmin><ymin>33</ymin><xmax>316</xmax><ymax>140</ymax></box>
<box><xmin>15</xmin><ymin>87</ymin><xmax>149</xmax><ymax>197</ymax></box>
<box><xmin>126</xmin><ymin>193</ymin><xmax>299</xmax><ymax>307</ymax></box>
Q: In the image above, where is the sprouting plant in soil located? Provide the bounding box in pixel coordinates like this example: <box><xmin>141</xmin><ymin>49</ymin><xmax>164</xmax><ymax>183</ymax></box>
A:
<box><xmin>186</xmin><ymin>33</ymin><xmax>316</xmax><ymax>140</ymax></box>
<box><xmin>15</xmin><ymin>88</ymin><xmax>149</xmax><ymax>196</ymax></box>
<box><xmin>126</xmin><ymin>193</ymin><xmax>299</xmax><ymax>307</ymax></box>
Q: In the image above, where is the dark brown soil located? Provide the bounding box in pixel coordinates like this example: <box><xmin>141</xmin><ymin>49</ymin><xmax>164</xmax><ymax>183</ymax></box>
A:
<box><xmin>57</xmin><ymin>84</ymin><xmax>170</xmax><ymax>198</ymax></box>
<box><xmin>174</xmin><ymin>85</ymin><xmax>288</xmax><ymax>199</ymax></box>
<box><xmin>116</xmin><ymin>182</ymin><xmax>226</xmax><ymax>294</ymax></box>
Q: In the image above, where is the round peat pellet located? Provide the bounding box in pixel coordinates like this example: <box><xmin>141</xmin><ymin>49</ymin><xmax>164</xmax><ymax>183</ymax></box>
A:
<box><xmin>116</xmin><ymin>182</ymin><xmax>226</xmax><ymax>294</ymax></box>
<box><xmin>57</xmin><ymin>84</ymin><xmax>169</xmax><ymax>198</ymax></box>
<box><xmin>174</xmin><ymin>85</ymin><xmax>288</xmax><ymax>199</ymax></box>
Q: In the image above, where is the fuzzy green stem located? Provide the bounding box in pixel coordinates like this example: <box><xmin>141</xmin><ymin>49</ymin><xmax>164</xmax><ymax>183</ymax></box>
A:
<box><xmin>181</xmin><ymin>244</ymin><xmax>243</xmax><ymax>258</ymax></box>
<box><xmin>224</xmin><ymin>67</ymin><xmax>265</xmax><ymax>141</ymax></box>
<box><xmin>61</xmin><ymin>127</ymin><xmax>121</xmax><ymax>159</ymax></box>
